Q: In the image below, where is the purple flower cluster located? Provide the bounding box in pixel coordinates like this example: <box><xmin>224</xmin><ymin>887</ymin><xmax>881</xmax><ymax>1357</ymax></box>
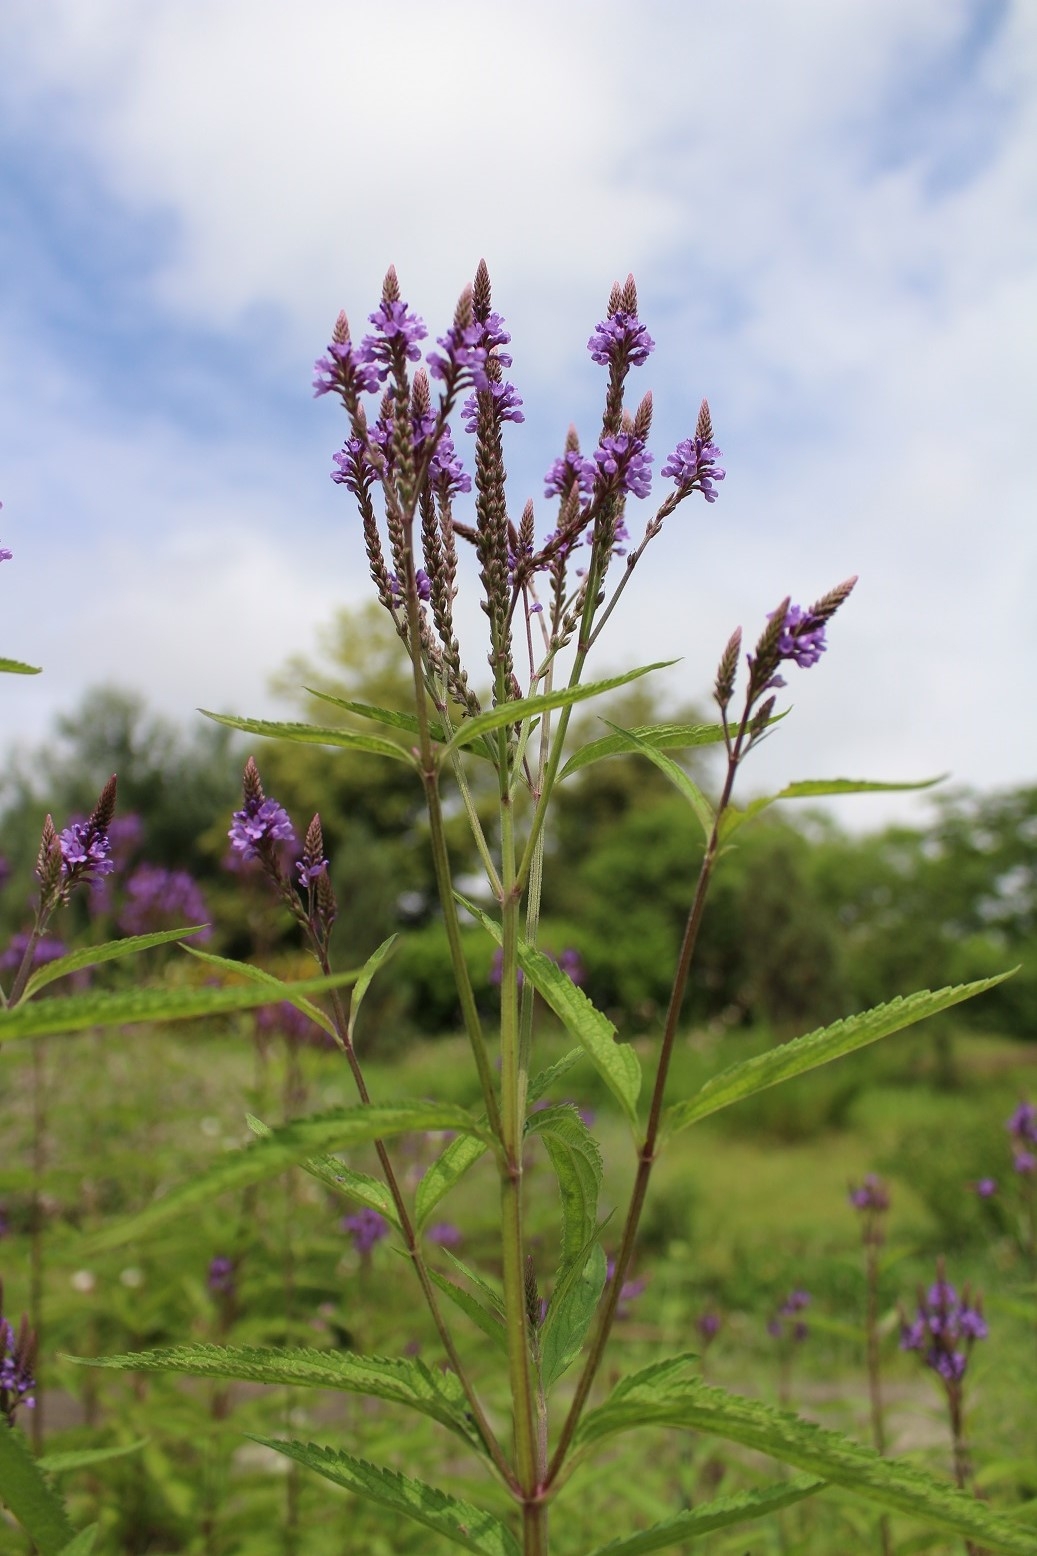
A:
<box><xmin>118</xmin><ymin>864</ymin><xmax>210</xmax><ymax>937</ymax></box>
<box><xmin>428</xmin><ymin>310</ymin><xmax>512</xmax><ymax>391</ymax></box>
<box><xmin>0</xmin><ymin>1307</ymin><xmax>35</xmax><ymax>1425</ymax></box>
<box><xmin>587</xmin><ymin>311</ymin><xmax>655</xmax><ymax>368</ymax></box>
<box><xmin>388</xmin><ymin>569</ymin><xmax>432</xmax><ymax>606</ymax></box>
<box><xmin>313</xmin><ymin>339</ymin><xmax>381</xmax><ymax>400</ymax></box>
<box><xmin>901</xmin><ymin>1271</ymin><xmax>987</xmax><ymax>1383</ymax></box>
<box><xmin>461</xmin><ymin>379</ymin><xmax>525</xmax><ymax>434</ymax></box>
<box><xmin>1008</xmin><ymin>1099</ymin><xmax>1037</xmax><ymax>1175</ymax></box>
<box><xmin>59</xmin><ymin>818</ymin><xmax>116</xmax><ymax>887</ymax></box>
<box><xmin>772</xmin><ymin>603</ymin><xmax>827</xmax><ymax>669</ymax></box>
<box><xmin>592</xmin><ymin>433</ymin><xmax>653</xmax><ymax>500</ymax></box>
<box><xmin>849</xmin><ymin>1173</ymin><xmax>890</xmax><ymax>1214</ymax></box>
<box><xmin>360</xmin><ymin>299</ymin><xmax>428</xmax><ymax>379</ymax></box>
<box><xmin>769</xmin><ymin>1289</ymin><xmax>811</xmax><ymax>1342</ymax></box>
<box><xmin>228</xmin><ymin>795</ymin><xmax>296</xmax><ymax>862</ymax></box>
<box><xmin>428</xmin><ymin>427</ymin><xmax>472</xmax><ymax>498</ymax></box>
<box><xmin>660</xmin><ymin>435</ymin><xmax>726</xmax><ymax>502</ymax></box>
<box><xmin>0</xmin><ymin>545</ymin><xmax>11</xmax><ymax>563</ymax></box>
<box><xmin>331</xmin><ymin>436</ymin><xmax>378</xmax><ymax>497</ymax></box>
<box><xmin>343</xmin><ymin>1208</ymin><xmax>389</xmax><ymax>1256</ymax></box>
<box><xmin>543</xmin><ymin>449</ymin><xmax>595</xmax><ymax>501</ymax></box>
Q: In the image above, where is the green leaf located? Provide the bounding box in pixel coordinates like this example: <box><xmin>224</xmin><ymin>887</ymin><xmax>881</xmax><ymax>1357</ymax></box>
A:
<box><xmin>72</xmin><ymin>1346</ymin><xmax>482</xmax><ymax>1452</ymax></box>
<box><xmin>39</xmin><ymin>1441</ymin><xmax>147</xmax><ymax>1475</ymax></box>
<box><xmin>428</xmin><ymin>1270</ymin><xmax>507</xmax><ymax>1352</ymax></box>
<box><xmin>576</xmin><ymin>1377</ymin><xmax>1037</xmax><ymax>1555</ymax></box>
<box><xmin>0</xmin><ymin>657</ymin><xmax>42</xmax><ymax>675</ymax></box>
<box><xmin>438</xmin><ymin>1249</ymin><xmax>505</xmax><ymax>1318</ymax></box>
<box><xmin>199</xmin><ymin>709</ymin><xmax>418</xmax><ymax>766</ymax></box>
<box><xmin>600</xmin><ymin>721</ymin><xmax>716</xmax><ymax>840</ymax></box>
<box><xmin>540</xmin><ymin>1242</ymin><xmax>607</xmax><ymax>1391</ymax></box>
<box><xmin>720</xmin><ymin>775</ymin><xmax>945</xmax><ymax>839</ymax></box>
<box><xmin>22</xmin><ymin>928</ymin><xmax>210</xmax><ymax>1000</ymax></box>
<box><xmin>251</xmin><ymin>1440</ymin><xmax>520</xmax><ymax>1556</ymax></box>
<box><xmin>85</xmin><ymin>1102</ymin><xmax>490</xmax><ymax>1249</ymax></box>
<box><xmin>414</xmin><ymin>1051</ymin><xmax>582</xmax><ymax>1228</ymax></box>
<box><xmin>441</xmin><ymin>662</ymin><xmax>676</xmax><ymax>756</ymax></box>
<box><xmin>0</xmin><ymin>966</ymin><xmax>363</xmax><ymax>1045</ymax></box>
<box><xmin>526</xmin><ymin>1104</ymin><xmax>602</xmax><ymax>1264</ymax></box>
<box><xmin>348</xmin><ymin>934</ymin><xmax>398</xmax><ymax>1044</ymax></box>
<box><xmin>303</xmin><ymin>688</ymin><xmax>449</xmax><ymax>745</ymax></box>
<box><xmin>608</xmin><ymin>1353</ymin><xmax>699</xmax><ymax>1402</ymax></box>
<box><xmin>245</xmin><ymin>1113</ymin><xmax>398</xmax><ymax>1225</ymax></box>
<box><xmin>182</xmin><ymin>946</ymin><xmax>337</xmax><ymax>1040</ymax></box>
<box><xmin>583</xmin><ymin>1477</ymin><xmax>824</xmax><ymax>1555</ymax></box>
<box><xmin>559</xmin><ymin>720</ymin><xmax>731</xmax><ymax>782</ymax></box>
<box><xmin>56</xmin><ymin>1529</ymin><xmax>99</xmax><ymax>1556</ymax></box>
<box><xmin>461</xmin><ymin>899</ymin><xmax>640</xmax><ymax>1124</ymax></box>
<box><xmin>664</xmin><ymin>971</ymin><xmax>1018</xmax><ymax>1136</ymax></box>
<box><xmin>0</xmin><ymin>1420</ymin><xmax>75</xmax><ymax>1554</ymax></box>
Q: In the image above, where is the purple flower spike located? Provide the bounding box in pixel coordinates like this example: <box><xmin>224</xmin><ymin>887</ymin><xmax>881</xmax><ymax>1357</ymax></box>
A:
<box><xmin>360</xmin><ymin>299</ymin><xmax>428</xmax><ymax>379</ymax></box>
<box><xmin>343</xmin><ymin>1208</ymin><xmax>389</xmax><ymax>1256</ymax></box>
<box><xmin>461</xmin><ymin>379</ymin><xmax>525</xmax><ymax>433</ymax></box>
<box><xmin>429</xmin><ymin>427</ymin><xmax>472</xmax><ymax>498</ymax></box>
<box><xmin>228</xmin><ymin>797</ymin><xmax>296</xmax><ymax>862</ymax></box>
<box><xmin>588</xmin><ymin>311</ymin><xmax>655</xmax><ymax>368</ymax></box>
<box><xmin>1007</xmin><ymin>1101</ymin><xmax>1037</xmax><ymax>1145</ymax></box>
<box><xmin>660</xmin><ymin>436</ymin><xmax>726</xmax><ymax>502</ymax></box>
<box><xmin>331</xmin><ymin>437</ymin><xmax>378</xmax><ymax>496</ymax></box>
<box><xmin>313</xmin><ymin>339</ymin><xmax>381</xmax><ymax>400</ymax></box>
<box><xmin>592</xmin><ymin>433</ymin><xmax>653</xmax><ymax>500</ymax></box>
<box><xmin>900</xmin><ymin>1262</ymin><xmax>987</xmax><ymax>1386</ymax></box>
<box><xmin>773</xmin><ymin>603</ymin><xmax>827</xmax><ymax>669</ymax></box>
<box><xmin>59</xmin><ymin>820</ymin><xmax>115</xmax><ymax>885</ymax></box>
<box><xmin>544</xmin><ymin>450</ymin><xmax>595</xmax><ymax>500</ymax></box>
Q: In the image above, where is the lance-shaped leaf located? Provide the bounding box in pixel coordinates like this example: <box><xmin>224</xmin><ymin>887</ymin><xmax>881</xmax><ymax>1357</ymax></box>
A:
<box><xmin>183</xmin><ymin>946</ymin><xmax>338</xmax><ymax>1039</ymax></box>
<box><xmin>583</xmin><ymin>1476</ymin><xmax>824</xmax><ymax>1556</ymax></box>
<box><xmin>414</xmin><ymin>1049</ymin><xmax>582</xmax><ymax>1228</ymax></box>
<box><xmin>246</xmin><ymin>1113</ymin><xmax>398</xmax><ymax>1225</ymax></box>
<box><xmin>74</xmin><ymin>1346</ymin><xmax>482</xmax><ymax>1451</ymax></box>
<box><xmin>526</xmin><ymin>1104</ymin><xmax>602</xmax><ymax>1264</ymax></box>
<box><xmin>461</xmin><ymin>899</ymin><xmax>640</xmax><ymax>1124</ymax></box>
<box><xmin>200</xmin><ymin>710</ymin><xmax>419</xmax><ymax>766</ymax></box>
<box><xmin>0</xmin><ymin>1419</ymin><xmax>75</xmax><ymax>1554</ymax></box>
<box><xmin>303</xmin><ymin>687</ymin><xmax>449</xmax><ymax>745</ymax></box>
<box><xmin>559</xmin><ymin>719</ymin><xmax>732</xmax><ymax>782</ymax></box>
<box><xmin>720</xmin><ymin>775</ymin><xmax>944</xmax><ymax>840</ymax></box>
<box><xmin>347</xmin><ymin>933</ymin><xmax>398</xmax><ymax>1044</ymax></box>
<box><xmin>23</xmin><ymin>927</ymin><xmax>211</xmax><ymax>1000</ymax></box>
<box><xmin>0</xmin><ymin>967</ymin><xmax>362</xmax><ymax>1045</ymax></box>
<box><xmin>56</xmin><ymin>1528</ymin><xmax>98</xmax><ymax>1556</ymax></box>
<box><xmin>251</xmin><ymin>1441</ymin><xmax>520</xmax><ymax>1556</ymax></box>
<box><xmin>664</xmin><ymin>971</ymin><xmax>1017</xmax><ymax>1136</ymax></box>
<box><xmin>540</xmin><ymin>1241</ymin><xmax>608</xmax><ymax>1392</ymax></box>
<box><xmin>441</xmin><ymin>662</ymin><xmax>675</xmax><ymax>756</ymax></box>
<box><xmin>85</xmin><ymin>1102</ymin><xmax>490</xmax><ymax>1250</ymax></box>
<box><xmin>0</xmin><ymin>657</ymin><xmax>42</xmax><ymax>675</ymax></box>
<box><xmin>39</xmin><ymin>1442</ymin><xmax>147</xmax><ymax>1475</ymax></box>
<box><xmin>429</xmin><ymin>1264</ymin><xmax>507</xmax><ymax>1353</ymax></box>
<box><xmin>600</xmin><ymin>721</ymin><xmax>715</xmax><ymax>841</ymax></box>
<box><xmin>576</xmin><ymin>1378</ymin><xmax>1037</xmax><ymax>1555</ymax></box>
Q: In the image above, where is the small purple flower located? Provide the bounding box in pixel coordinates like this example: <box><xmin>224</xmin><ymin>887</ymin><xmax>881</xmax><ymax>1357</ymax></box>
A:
<box><xmin>388</xmin><ymin>569</ymin><xmax>432</xmax><ymax>605</ymax></box>
<box><xmin>556</xmin><ymin>948</ymin><xmax>586</xmax><ymax>986</ymax></box>
<box><xmin>660</xmin><ymin>436</ymin><xmax>726</xmax><ymax>503</ymax></box>
<box><xmin>770</xmin><ymin>1289</ymin><xmax>811</xmax><ymax>1343</ymax></box>
<box><xmin>343</xmin><ymin>1208</ymin><xmax>389</xmax><ymax>1256</ymax></box>
<box><xmin>588</xmin><ymin>311</ymin><xmax>655</xmax><ymax>368</ymax></box>
<box><xmin>544</xmin><ymin>449</ymin><xmax>595</xmax><ymax>501</ymax></box>
<box><xmin>849</xmin><ymin>1174</ymin><xmax>890</xmax><ymax>1214</ymax></box>
<box><xmin>592</xmin><ymin>433</ymin><xmax>653</xmax><ymax>500</ymax></box>
<box><xmin>461</xmin><ymin>379</ymin><xmax>525</xmax><ymax>433</ymax></box>
<box><xmin>1013</xmin><ymin>1148</ymin><xmax>1036</xmax><ymax>1176</ymax></box>
<box><xmin>1007</xmin><ymin>1101</ymin><xmax>1037</xmax><ymax>1145</ymax></box>
<box><xmin>772</xmin><ymin>604</ymin><xmax>827</xmax><ymax>670</ymax></box>
<box><xmin>606</xmin><ymin>1257</ymin><xmax>648</xmax><ymax>1318</ymax></box>
<box><xmin>973</xmin><ymin>1177</ymin><xmax>998</xmax><ymax>1198</ymax></box>
<box><xmin>696</xmin><ymin>1310</ymin><xmax>722</xmax><ymax>1345</ymax></box>
<box><xmin>228</xmin><ymin>796</ymin><xmax>296</xmax><ymax>862</ymax></box>
<box><xmin>360</xmin><ymin>299</ymin><xmax>428</xmax><ymax>379</ymax></box>
<box><xmin>427</xmin><ymin>1222</ymin><xmax>463</xmax><ymax>1249</ymax></box>
<box><xmin>331</xmin><ymin>436</ymin><xmax>379</xmax><ymax>496</ymax></box>
<box><xmin>428</xmin><ymin>427</ymin><xmax>472</xmax><ymax>498</ymax></box>
<box><xmin>59</xmin><ymin>819</ymin><xmax>115</xmax><ymax>885</ymax></box>
<box><xmin>313</xmin><ymin>338</ymin><xmax>381</xmax><ymax>400</ymax></box>
<box><xmin>0</xmin><ymin>1306</ymin><xmax>36</xmax><ymax>1426</ymax></box>
<box><xmin>427</xmin><ymin>319</ymin><xmax>487</xmax><ymax>386</ymax></box>
<box><xmin>900</xmin><ymin>1263</ymin><xmax>987</xmax><ymax>1386</ymax></box>
<box><xmin>0</xmin><ymin>546</ymin><xmax>12</xmax><ymax>563</ymax></box>
<box><xmin>208</xmin><ymin>1256</ymin><xmax>235</xmax><ymax>1297</ymax></box>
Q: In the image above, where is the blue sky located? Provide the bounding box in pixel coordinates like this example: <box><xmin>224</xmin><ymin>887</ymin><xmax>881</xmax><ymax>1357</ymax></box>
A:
<box><xmin>1</xmin><ymin>0</ymin><xmax>1034</xmax><ymax>827</ymax></box>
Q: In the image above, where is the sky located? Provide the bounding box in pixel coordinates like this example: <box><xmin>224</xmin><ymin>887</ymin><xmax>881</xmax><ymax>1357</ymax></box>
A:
<box><xmin>1</xmin><ymin>0</ymin><xmax>1034</xmax><ymax>830</ymax></box>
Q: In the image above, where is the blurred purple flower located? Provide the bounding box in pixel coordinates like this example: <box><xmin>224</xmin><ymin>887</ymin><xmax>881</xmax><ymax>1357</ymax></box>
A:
<box><xmin>1007</xmin><ymin>1100</ymin><xmax>1037</xmax><ymax>1146</ymax></box>
<box><xmin>343</xmin><ymin>1208</ymin><xmax>389</xmax><ymax>1256</ymax></box>
<box><xmin>427</xmin><ymin>1222</ymin><xmax>462</xmax><ymax>1249</ymax></box>
<box><xmin>606</xmin><ymin>1258</ymin><xmax>648</xmax><ymax>1318</ymax></box>
<box><xmin>696</xmin><ymin>1309</ymin><xmax>722</xmax><ymax>1345</ymax></box>
<box><xmin>901</xmin><ymin>1265</ymin><xmax>987</xmax><ymax>1384</ymax></box>
<box><xmin>769</xmin><ymin>1289</ymin><xmax>811</xmax><ymax>1343</ymax></box>
<box><xmin>119</xmin><ymin>864</ymin><xmax>210</xmax><ymax>937</ymax></box>
<box><xmin>973</xmin><ymin>1177</ymin><xmax>998</xmax><ymax>1198</ymax></box>
<box><xmin>0</xmin><ymin>932</ymin><xmax>66</xmax><ymax>973</ymax></box>
<box><xmin>208</xmin><ymin>1256</ymin><xmax>235</xmax><ymax>1297</ymax></box>
<box><xmin>0</xmin><ymin>1305</ymin><xmax>36</xmax><ymax>1425</ymax></box>
<box><xmin>849</xmin><ymin>1174</ymin><xmax>890</xmax><ymax>1214</ymax></box>
<box><xmin>1013</xmin><ymin>1148</ymin><xmax>1036</xmax><ymax>1176</ymax></box>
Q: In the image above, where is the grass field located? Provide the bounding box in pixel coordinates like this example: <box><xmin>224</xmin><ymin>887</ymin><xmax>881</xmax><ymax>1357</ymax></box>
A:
<box><xmin>2</xmin><ymin>1014</ymin><xmax>1036</xmax><ymax>1553</ymax></box>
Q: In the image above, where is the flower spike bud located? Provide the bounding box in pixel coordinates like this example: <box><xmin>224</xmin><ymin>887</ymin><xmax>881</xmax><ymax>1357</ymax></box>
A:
<box><xmin>715</xmin><ymin>628</ymin><xmax>742</xmax><ymax>710</ymax></box>
<box><xmin>564</xmin><ymin>423</ymin><xmax>580</xmax><ymax>454</ymax></box>
<box><xmin>524</xmin><ymin>1254</ymin><xmax>542</xmax><ymax>1332</ymax></box>
<box><xmin>518</xmin><ymin>498</ymin><xmax>535</xmax><ymax>554</ymax></box>
<box><xmin>606</xmin><ymin>279</ymin><xmax>623</xmax><ymax>317</ymax></box>
<box><xmin>411</xmin><ymin>368</ymin><xmax>431</xmax><ymax>422</ymax></box>
<box><xmin>89</xmin><ymin>774</ymin><xmax>118</xmax><ymax>835</ymax></box>
<box><xmin>453</xmin><ymin>284</ymin><xmax>474</xmax><ymax>332</ymax></box>
<box><xmin>696</xmin><ymin>398</ymin><xmax>713</xmax><ymax>444</ymax></box>
<box><xmin>620</xmin><ymin>273</ymin><xmax>638</xmax><ymax>316</ymax></box>
<box><xmin>473</xmin><ymin>258</ymin><xmax>492</xmax><ymax>321</ymax></box>
<box><xmin>35</xmin><ymin>815</ymin><xmax>57</xmax><ymax>882</ymax></box>
<box><xmin>633</xmin><ymin>390</ymin><xmax>653</xmax><ymax>441</ymax></box>
<box><xmin>242</xmin><ymin>755</ymin><xmax>265</xmax><ymax>808</ymax></box>
<box><xmin>748</xmin><ymin>695</ymin><xmax>777</xmax><ymax>744</ymax></box>
<box><xmin>807</xmin><ymin>575</ymin><xmax>858</xmax><ymax>625</ymax></box>
<box><xmin>381</xmin><ymin>265</ymin><xmax>401</xmax><ymax>306</ymax></box>
<box><xmin>332</xmin><ymin>310</ymin><xmax>350</xmax><ymax>345</ymax></box>
<box><xmin>299</xmin><ymin>814</ymin><xmax>328</xmax><ymax>885</ymax></box>
<box><xmin>316</xmin><ymin>867</ymin><xmax>338</xmax><ymax>934</ymax></box>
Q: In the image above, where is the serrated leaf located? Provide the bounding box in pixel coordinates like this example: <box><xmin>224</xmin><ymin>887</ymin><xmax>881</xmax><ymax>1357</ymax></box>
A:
<box><xmin>720</xmin><ymin>775</ymin><xmax>945</xmax><ymax>839</ymax></box>
<box><xmin>56</xmin><ymin>1528</ymin><xmax>98</xmax><ymax>1556</ymax></box>
<box><xmin>429</xmin><ymin>1271</ymin><xmax>507</xmax><ymax>1352</ymax></box>
<box><xmin>0</xmin><ymin>1420</ymin><xmax>75</xmax><ymax>1554</ymax></box>
<box><xmin>0</xmin><ymin>657</ymin><xmax>42</xmax><ymax>675</ymax></box>
<box><xmin>245</xmin><ymin>1113</ymin><xmax>398</xmax><ymax>1225</ymax></box>
<box><xmin>84</xmin><ymin>1103</ymin><xmax>489</xmax><ymax>1249</ymax></box>
<box><xmin>559</xmin><ymin>720</ymin><xmax>731</xmax><ymax>782</ymax></box>
<box><xmin>0</xmin><ymin>966</ymin><xmax>362</xmax><ymax>1045</ymax></box>
<box><xmin>303</xmin><ymin>688</ymin><xmax>449</xmax><ymax>744</ymax></box>
<box><xmin>71</xmin><ymin>1345</ymin><xmax>482</xmax><ymax>1451</ymax></box>
<box><xmin>583</xmin><ymin>1476</ymin><xmax>824</xmax><ymax>1555</ymax></box>
<box><xmin>528</xmin><ymin>1047</ymin><xmax>583</xmax><ymax>1100</ymax></box>
<box><xmin>39</xmin><ymin>1441</ymin><xmax>147</xmax><ymax>1474</ymax></box>
<box><xmin>252</xmin><ymin>1440</ymin><xmax>520</xmax><ymax>1556</ymax></box>
<box><xmin>576</xmin><ymin>1377</ymin><xmax>1037</xmax><ymax>1554</ymax></box>
<box><xmin>600</xmin><ymin>721</ymin><xmax>715</xmax><ymax>840</ymax></box>
<box><xmin>540</xmin><ymin>1242</ymin><xmax>607</xmax><ymax>1391</ymax></box>
<box><xmin>23</xmin><ymin>928</ymin><xmax>210</xmax><ymax>1000</ymax></box>
<box><xmin>182</xmin><ymin>946</ymin><xmax>337</xmax><ymax>1039</ymax></box>
<box><xmin>441</xmin><ymin>662</ymin><xmax>676</xmax><ymax>756</ymax></box>
<box><xmin>608</xmin><ymin>1353</ymin><xmax>698</xmax><ymax>1403</ymax></box>
<box><xmin>199</xmin><ymin>710</ymin><xmax>419</xmax><ymax>765</ymax></box>
<box><xmin>461</xmin><ymin>899</ymin><xmax>640</xmax><ymax>1124</ymax></box>
<box><xmin>664</xmin><ymin>971</ymin><xmax>1017</xmax><ymax>1136</ymax></box>
<box><xmin>526</xmin><ymin>1104</ymin><xmax>602</xmax><ymax>1264</ymax></box>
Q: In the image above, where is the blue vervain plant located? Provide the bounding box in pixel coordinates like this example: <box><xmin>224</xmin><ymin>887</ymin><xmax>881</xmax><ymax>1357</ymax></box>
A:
<box><xmin>7</xmin><ymin>272</ymin><xmax>1033</xmax><ymax>1556</ymax></box>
